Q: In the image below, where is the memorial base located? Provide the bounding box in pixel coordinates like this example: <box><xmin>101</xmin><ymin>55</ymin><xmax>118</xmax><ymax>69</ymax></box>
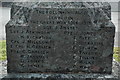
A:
<box><xmin>1</xmin><ymin>73</ymin><xmax>118</xmax><ymax>80</ymax></box>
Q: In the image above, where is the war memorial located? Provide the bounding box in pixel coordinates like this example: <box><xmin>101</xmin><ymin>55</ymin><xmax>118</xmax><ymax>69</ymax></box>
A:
<box><xmin>2</xmin><ymin>1</ymin><xmax>119</xmax><ymax>80</ymax></box>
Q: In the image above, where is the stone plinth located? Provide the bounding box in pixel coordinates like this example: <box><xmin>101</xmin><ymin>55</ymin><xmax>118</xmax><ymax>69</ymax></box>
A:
<box><xmin>2</xmin><ymin>2</ymin><xmax>117</xmax><ymax>80</ymax></box>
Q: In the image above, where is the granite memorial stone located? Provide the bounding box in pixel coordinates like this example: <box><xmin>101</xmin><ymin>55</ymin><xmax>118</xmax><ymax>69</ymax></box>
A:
<box><xmin>3</xmin><ymin>2</ymin><xmax>117</xmax><ymax>80</ymax></box>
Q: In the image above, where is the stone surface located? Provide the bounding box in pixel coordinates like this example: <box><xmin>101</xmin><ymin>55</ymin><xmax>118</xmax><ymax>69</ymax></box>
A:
<box><xmin>1</xmin><ymin>59</ymin><xmax>120</xmax><ymax>80</ymax></box>
<box><xmin>1</xmin><ymin>73</ymin><xmax>118</xmax><ymax>80</ymax></box>
<box><xmin>2</xmin><ymin>2</ymin><xmax>13</xmax><ymax>7</ymax></box>
<box><xmin>6</xmin><ymin>2</ymin><xmax>115</xmax><ymax>74</ymax></box>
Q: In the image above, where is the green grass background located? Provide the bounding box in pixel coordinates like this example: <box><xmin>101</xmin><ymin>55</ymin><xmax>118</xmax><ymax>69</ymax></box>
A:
<box><xmin>0</xmin><ymin>40</ymin><xmax>6</xmax><ymax>60</ymax></box>
<box><xmin>113</xmin><ymin>47</ymin><xmax>120</xmax><ymax>62</ymax></box>
<box><xmin>0</xmin><ymin>40</ymin><xmax>120</xmax><ymax>62</ymax></box>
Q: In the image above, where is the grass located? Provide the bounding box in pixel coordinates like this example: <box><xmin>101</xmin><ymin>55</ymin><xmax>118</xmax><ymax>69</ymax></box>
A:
<box><xmin>0</xmin><ymin>40</ymin><xmax>120</xmax><ymax>62</ymax></box>
<box><xmin>113</xmin><ymin>47</ymin><xmax>120</xmax><ymax>62</ymax></box>
<box><xmin>0</xmin><ymin>40</ymin><xmax>6</xmax><ymax>60</ymax></box>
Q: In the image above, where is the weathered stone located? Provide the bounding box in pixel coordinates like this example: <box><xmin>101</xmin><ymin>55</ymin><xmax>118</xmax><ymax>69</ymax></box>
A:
<box><xmin>6</xmin><ymin>2</ymin><xmax>115</xmax><ymax>74</ymax></box>
<box><xmin>3</xmin><ymin>2</ymin><xmax>117</xmax><ymax>80</ymax></box>
<box><xmin>1</xmin><ymin>73</ymin><xmax>118</xmax><ymax>80</ymax></box>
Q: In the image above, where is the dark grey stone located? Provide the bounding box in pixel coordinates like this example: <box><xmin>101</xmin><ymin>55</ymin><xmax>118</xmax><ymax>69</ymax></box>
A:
<box><xmin>1</xmin><ymin>73</ymin><xmax>119</xmax><ymax>80</ymax></box>
<box><xmin>6</xmin><ymin>2</ymin><xmax>115</xmax><ymax>73</ymax></box>
<box><xmin>2</xmin><ymin>2</ymin><xmax>13</xmax><ymax>7</ymax></box>
<box><xmin>5</xmin><ymin>2</ymin><xmax>116</xmax><ymax>79</ymax></box>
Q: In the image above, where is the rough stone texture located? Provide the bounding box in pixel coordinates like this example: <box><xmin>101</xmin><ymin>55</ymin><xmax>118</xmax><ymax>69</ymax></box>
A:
<box><xmin>112</xmin><ymin>59</ymin><xmax>120</xmax><ymax>79</ymax></box>
<box><xmin>1</xmin><ymin>59</ymin><xmax>120</xmax><ymax>80</ymax></box>
<box><xmin>2</xmin><ymin>2</ymin><xmax>13</xmax><ymax>7</ymax></box>
<box><xmin>1</xmin><ymin>73</ymin><xmax>118</xmax><ymax>80</ymax></box>
<box><xmin>5</xmin><ymin>2</ymin><xmax>115</xmax><ymax>74</ymax></box>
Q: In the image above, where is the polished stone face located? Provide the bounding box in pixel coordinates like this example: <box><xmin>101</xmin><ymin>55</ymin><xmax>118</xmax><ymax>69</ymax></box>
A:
<box><xmin>6</xmin><ymin>2</ymin><xmax>115</xmax><ymax>74</ymax></box>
